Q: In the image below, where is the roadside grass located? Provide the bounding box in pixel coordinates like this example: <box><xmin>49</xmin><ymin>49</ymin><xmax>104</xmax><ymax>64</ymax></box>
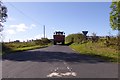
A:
<box><xmin>2</xmin><ymin>42</ymin><xmax>52</xmax><ymax>55</ymax></box>
<box><xmin>70</xmin><ymin>41</ymin><xmax>119</xmax><ymax>63</ymax></box>
<box><xmin>10</xmin><ymin>45</ymin><xmax>47</xmax><ymax>52</ymax></box>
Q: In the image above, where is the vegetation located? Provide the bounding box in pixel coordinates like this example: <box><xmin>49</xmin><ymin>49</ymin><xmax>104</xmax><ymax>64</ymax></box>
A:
<box><xmin>0</xmin><ymin>1</ymin><xmax>8</xmax><ymax>32</ymax></box>
<box><xmin>2</xmin><ymin>38</ymin><xmax>52</xmax><ymax>55</ymax></box>
<box><xmin>66</xmin><ymin>33</ymin><xmax>119</xmax><ymax>63</ymax></box>
<box><xmin>110</xmin><ymin>1</ymin><xmax>120</xmax><ymax>30</ymax></box>
<box><xmin>65</xmin><ymin>33</ymin><xmax>85</xmax><ymax>44</ymax></box>
<box><xmin>70</xmin><ymin>41</ymin><xmax>118</xmax><ymax>62</ymax></box>
<box><xmin>109</xmin><ymin>1</ymin><xmax>120</xmax><ymax>62</ymax></box>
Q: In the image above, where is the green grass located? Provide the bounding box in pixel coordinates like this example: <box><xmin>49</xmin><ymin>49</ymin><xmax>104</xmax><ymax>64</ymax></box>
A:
<box><xmin>11</xmin><ymin>45</ymin><xmax>47</xmax><ymax>52</ymax></box>
<box><xmin>70</xmin><ymin>41</ymin><xmax>119</xmax><ymax>63</ymax></box>
<box><xmin>2</xmin><ymin>42</ymin><xmax>52</xmax><ymax>55</ymax></box>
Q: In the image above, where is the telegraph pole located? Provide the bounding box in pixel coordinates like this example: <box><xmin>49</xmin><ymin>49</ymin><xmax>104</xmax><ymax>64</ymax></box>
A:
<box><xmin>9</xmin><ymin>39</ymin><xmax>10</xmax><ymax>42</ymax></box>
<box><xmin>44</xmin><ymin>25</ymin><xmax>45</xmax><ymax>38</ymax></box>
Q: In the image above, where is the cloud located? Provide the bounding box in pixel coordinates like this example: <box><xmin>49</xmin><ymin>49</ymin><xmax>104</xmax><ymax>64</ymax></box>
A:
<box><xmin>4</xmin><ymin>23</ymin><xmax>37</xmax><ymax>36</ymax></box>
<box><xmin>6</xmin><ymin>29</ymin><xmax>16</xmax><ymax>34</ymax></box>
<box><xmin>10</xmin><ymin>23</ymin><xmax>28</xmax><ymax>32</ymax></box>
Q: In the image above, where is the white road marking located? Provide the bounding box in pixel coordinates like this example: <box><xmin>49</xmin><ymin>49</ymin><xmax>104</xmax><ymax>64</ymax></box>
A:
<box><xmin>54</xmin><ymin>67</ymin><xmax>59</xmax><ymax>72</ymax></box>
<box><xmin>60</xmin><ymin>72</ymin><xmax>77</xmax><ymax>76</ymax></box>
<box><xmin>47</xmin><ymin>72</ymin><xmax>77</xmax><ymax>77</ymax></box>
<box><xmin>47</xmin><ymin>72</ymin><xmax>62</xmax><ymax>77</ymax></box>
<box><xmin>63</xmin><ymin>62</ymin><xmax>72</xmax><ymax>72</ymax></box>
<box><xmin>47</xmin><ymin>62</ymin><xmax>77</xmax><ymax>78</ymax></box>
<box><xmin>67</xmin><ymin>66</ymin><xmax>70</xmax><ymax>69</ymax></box>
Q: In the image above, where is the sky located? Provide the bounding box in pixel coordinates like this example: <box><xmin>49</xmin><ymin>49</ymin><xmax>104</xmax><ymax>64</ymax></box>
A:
<box><xmin>2</xmin><ymin>2</ymin><xmax>118</xmax><ymax>42</ymax></box>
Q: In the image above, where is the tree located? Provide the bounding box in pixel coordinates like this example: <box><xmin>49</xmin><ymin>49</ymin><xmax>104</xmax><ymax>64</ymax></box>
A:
<box><xmin>110</xmin><ymin>1</ymin><xmax>120</xmax><ymax>50</ymax></box>
<box><xmin>110</xmin><ymin>1</ymin><xmax>120</xmax><ymax>30</ymax></box>
<box><xmin>91</xmin><ymin>33</ymin><xmax>99</xmax><ymax>43</ymax></box>
<box><xmin>0</xmin><ymin>1</ymin><xmax>8</xmax><ymax>32</ymax></box>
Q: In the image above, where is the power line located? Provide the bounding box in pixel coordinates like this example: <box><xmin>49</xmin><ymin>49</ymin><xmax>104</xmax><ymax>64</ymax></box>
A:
<box><xmin>6</xmin><ymin>2</ymin><xmax>47</xmax><ymax>39</ymax></box>
<box><xmin>6</xmin><ymin>2</ymin><xmax>43</xmax><ymax>26</ymax></box>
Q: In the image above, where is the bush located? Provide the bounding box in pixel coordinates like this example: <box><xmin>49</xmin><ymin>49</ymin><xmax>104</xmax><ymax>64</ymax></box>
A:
<box><xmin>66</xmin><ymin>33</ymin><xmax>85</xmax><ymax>44</ymax></box>
<box><xmin>41</xmin><ymin>38</ymin><xmax>51</xmax><ymax>44</ymax></box>
<box><xmin>34</xmin><ymin>38</ymin><xmax>51</xmax><ymax>45</ymax></box>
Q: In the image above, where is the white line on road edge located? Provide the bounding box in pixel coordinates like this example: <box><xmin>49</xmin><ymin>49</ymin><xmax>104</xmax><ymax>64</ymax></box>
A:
<box><xmin>72</xmin><ymin>49</ymin><xmax>76</xmax><ymax>52</ymax></box>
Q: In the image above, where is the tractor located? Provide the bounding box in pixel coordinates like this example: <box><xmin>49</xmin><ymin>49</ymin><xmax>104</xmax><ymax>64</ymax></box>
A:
<box><xmin>53</xmin><ymin>31</ymin><xmax>65</xmax><ymax>45</ymax></box>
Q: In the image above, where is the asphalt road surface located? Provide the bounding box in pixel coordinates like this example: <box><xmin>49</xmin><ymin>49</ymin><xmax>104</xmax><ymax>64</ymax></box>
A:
<box><xmin>2</xmin><ymin>45</ymin><xmax>118</xmax><ymax>78</ymax></box>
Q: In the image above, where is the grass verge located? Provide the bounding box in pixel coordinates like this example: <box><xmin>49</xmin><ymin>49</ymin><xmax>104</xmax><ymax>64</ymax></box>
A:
<box><xmin>2</xmin><ymin>44</ymin><xmax>51</xmax><ymax>55</ymax></box>
<box><xmin>70</xmin><ymin>42</ymin><xmax>119</xmax><ymax>63</ymax></box>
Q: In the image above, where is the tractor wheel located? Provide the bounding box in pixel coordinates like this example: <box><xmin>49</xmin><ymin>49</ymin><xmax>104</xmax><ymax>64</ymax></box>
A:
<box><xmin>54</xmin><ymin>41</ymin><xmax>56</xmax><ymax>45</ymax></box>
<box><xmin>62</xmin><ymin>41</ymin><xmax>64</xmax><ymax>45</ymax></box>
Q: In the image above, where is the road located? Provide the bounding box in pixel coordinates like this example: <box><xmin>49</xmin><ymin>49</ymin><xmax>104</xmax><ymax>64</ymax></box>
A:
<box><xmin>2</xmin><ymin>45</ymin><xmax>118</xmax><ymax>78</ymax></box>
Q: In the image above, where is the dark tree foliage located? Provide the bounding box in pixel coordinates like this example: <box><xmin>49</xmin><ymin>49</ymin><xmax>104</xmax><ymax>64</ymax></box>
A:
<box><xmin>0</xmin><ymin>1</ymin><xmax>8</xmax><ymax>32</ymax></box>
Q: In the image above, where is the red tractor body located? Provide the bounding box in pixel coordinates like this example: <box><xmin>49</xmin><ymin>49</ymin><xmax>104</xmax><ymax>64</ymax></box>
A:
<box><xmin>53</xmin><ymin>31</ymin><xmax>65</xmax><ymax>45</ymax></box>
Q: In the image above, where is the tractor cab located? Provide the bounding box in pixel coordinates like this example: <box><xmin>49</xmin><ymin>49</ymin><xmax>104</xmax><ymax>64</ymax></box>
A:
<box><xmin>54</xmin><ymin>31</ymin><xmax>65</xmax><ymax>35</ymax></box>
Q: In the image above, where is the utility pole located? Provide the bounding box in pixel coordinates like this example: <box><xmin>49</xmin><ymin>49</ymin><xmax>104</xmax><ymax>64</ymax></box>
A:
<box><xmin>9</xmin><ymin>39</ymin><xmax>10</xmax><ymax>42</ymax></box>
<box><xmin>44</xmin><ymin>25</ymin><xmax>45</xmax><ymax>38</ymax></box>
